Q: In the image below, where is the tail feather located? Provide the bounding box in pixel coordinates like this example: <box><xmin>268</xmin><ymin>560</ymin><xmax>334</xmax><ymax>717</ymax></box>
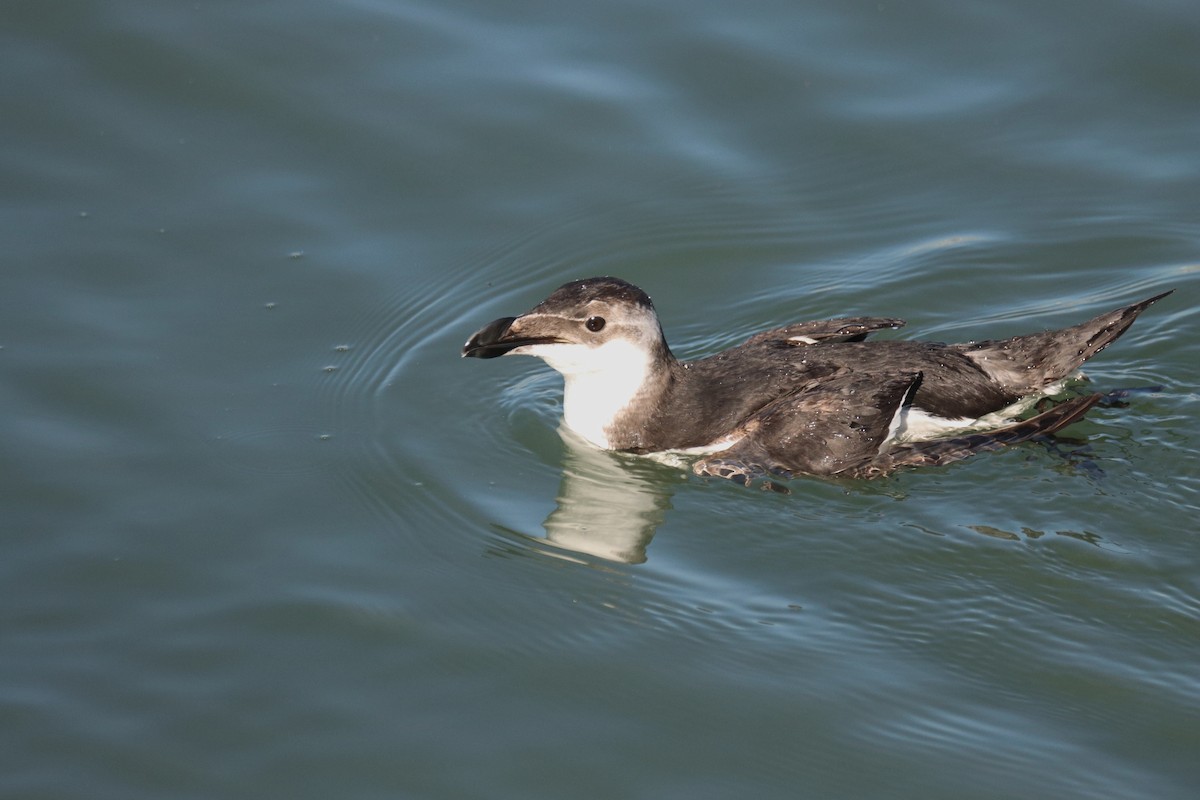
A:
<box><xmin>871</xmin><ymin>393</ymin><xmax>1102</xmax><ymax>474</ymax></box>
<box><xmin>959</xmin><ymin>290</ymin><xmax>1172</xmax><ymax>396</ymax></box>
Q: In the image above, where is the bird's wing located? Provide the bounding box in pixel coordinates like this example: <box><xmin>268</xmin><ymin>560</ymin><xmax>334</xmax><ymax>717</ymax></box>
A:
<box><xmin>693</xmin><ymin>371</ymin><xmax>922</xmax><ymax>487</ymax></box>
<box><xmin>742</xmin><ymin>316</ymin><xmax>905</xmax><ymax>347</ymax></box>
<box><xmin>873</xmin><ymin>393</ymin><xmax>1101</xmax><ymax>475</ymax></box>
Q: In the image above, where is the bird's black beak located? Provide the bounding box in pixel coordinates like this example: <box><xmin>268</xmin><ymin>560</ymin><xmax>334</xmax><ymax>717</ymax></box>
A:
<box><xmin>462</xmin><ymin>316</ymin><xmax>518</xmax><ymax>358</ymax></box>
<box><xmin>461</xmin><ymin>315</ymin><xmax>566</xmax><ymax>358</ymax></box>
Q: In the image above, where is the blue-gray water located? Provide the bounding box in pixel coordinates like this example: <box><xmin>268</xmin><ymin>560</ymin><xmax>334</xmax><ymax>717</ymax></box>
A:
<box><xmin>3</xmin><ymin>1</ymin><xmax>1199</xmax><ymax>798</ymax></box>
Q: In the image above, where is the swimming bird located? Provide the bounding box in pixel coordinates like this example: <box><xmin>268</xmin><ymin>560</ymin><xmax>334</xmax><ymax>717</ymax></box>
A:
<box><xmin>463</xmin><ymin>277</ymin><xmax>1169</xmax><ymax>486</ymax></box>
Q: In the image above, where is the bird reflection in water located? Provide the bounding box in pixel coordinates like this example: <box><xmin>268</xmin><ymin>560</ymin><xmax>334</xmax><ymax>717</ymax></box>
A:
<box><xmin>536</xmin><ymin>425</ymin><xmax>677</xmax><ymax>564</ymax></box>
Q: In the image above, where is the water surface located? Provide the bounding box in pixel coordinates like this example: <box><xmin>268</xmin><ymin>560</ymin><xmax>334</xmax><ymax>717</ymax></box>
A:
<box><xmin>3</xmin><ymin>1</ymin><xmax>1199</xmax><ymax>798</ymax></box>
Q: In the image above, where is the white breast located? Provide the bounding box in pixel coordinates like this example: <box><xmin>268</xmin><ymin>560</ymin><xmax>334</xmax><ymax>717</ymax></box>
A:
<box><xmin>522</xmin><ymin>339</ymin><xmax>654</xmax><ymax>449</ymax></box>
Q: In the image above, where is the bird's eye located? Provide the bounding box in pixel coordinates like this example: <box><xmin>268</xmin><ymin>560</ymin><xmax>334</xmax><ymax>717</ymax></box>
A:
<box><xmin>585</xmin><ymin>316</ymin><xmax>606</xmax><ymax>332</ymax></box>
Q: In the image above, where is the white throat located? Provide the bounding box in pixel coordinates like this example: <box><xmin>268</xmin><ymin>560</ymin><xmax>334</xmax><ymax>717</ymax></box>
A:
<box><xmin>522</xmin><ymin>339</ymin><xmax>655</xmax><ymax>449</ymax></box>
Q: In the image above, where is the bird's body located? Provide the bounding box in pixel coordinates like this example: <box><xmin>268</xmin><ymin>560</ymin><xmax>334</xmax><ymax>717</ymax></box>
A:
<box><xmin>463</xmin><ymin>277</ymin><xmax>1169</xmax><ymax>485</ymax></box>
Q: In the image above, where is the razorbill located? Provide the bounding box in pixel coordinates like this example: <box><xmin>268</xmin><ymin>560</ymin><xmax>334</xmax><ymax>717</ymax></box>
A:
<box><xmin>463</xmin><ymin>277</ymin><xmax>1170</xmax><ymax>485</ymax></box>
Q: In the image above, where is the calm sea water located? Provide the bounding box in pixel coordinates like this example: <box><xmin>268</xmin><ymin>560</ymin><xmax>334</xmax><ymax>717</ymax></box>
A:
<box><xmin>3</xmin><ymin>1</ymin><xmax>1198</xmax><ymax>798</ymax></box>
